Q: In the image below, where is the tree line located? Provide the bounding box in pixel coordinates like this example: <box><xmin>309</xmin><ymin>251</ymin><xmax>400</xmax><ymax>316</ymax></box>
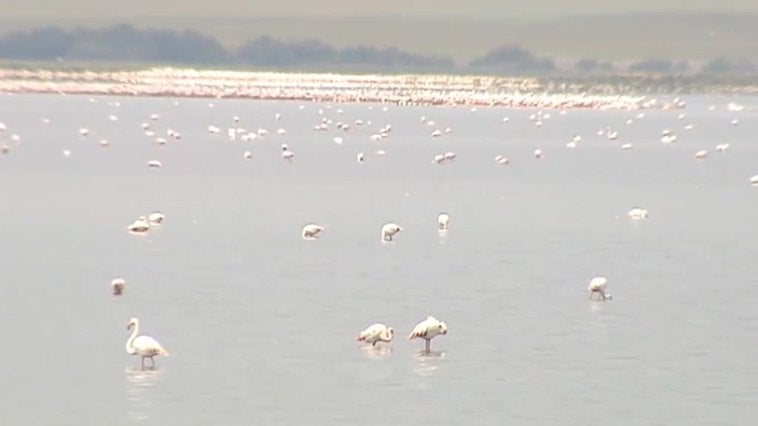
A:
<box><xmin>0</xmin><ymin>24</ymin><xmax>754</xmax><ymax>76</ymax></box>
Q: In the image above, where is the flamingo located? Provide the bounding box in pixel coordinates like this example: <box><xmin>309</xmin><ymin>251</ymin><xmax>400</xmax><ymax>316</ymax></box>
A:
<box><xmin>587</xmin><ymin>277</ymin><xmax>612</xmax><ymax>300</ymax></box>
<box><xmin>356</xmin><ymin>323</ymin><xmax>394</xmax><ymax>346</ymax></box>
<box><xmin>628</xmin><ymin>207</ymin><xmax>649</xmax><ymax>220</ymax></box>
<box><xmin>128</xmin><ymin>216</ymin><xmax>150</xmax><ymax>234</ymax></box>
<box><xmin>125</xmin><ymin>318</ymin><xmax>169</xmax><ymax>370</ymax></box>
<box><xmin>147</xmin><ymin>211</ymin><xmax>165</xmax><ymax>225</ymax></box>
<box><xmin>301</xmin><ymin>224</ymin><xmax>324</xmax><ymax>240</ymax></box>
<box><xmin>381</xmin><ymin>222</ymin><xmax>403</xmax><ymax>242</ymax></box>
<box><xmin>408</xmin><ymin>316</ymin><xmax>448</xmax><ymax>353</ymax></box>
<box><xmin>534</xmin><ymin>148</ymin><xmax>543</xmax><ymax>159</ymax></box>
<box><xmin>147</xmin><ymin>160</ymin><xmax>162</xmax><ymax>169</ymax></box>
<box><xmin>437</xmin><ymin>213</ymin><xmax>450</xmax><ymax>230</ymax></box>
<box><xmin>112</xmin><ymin>278</ymin><xmax>125</xmax><ymax>296</ymax></box>
<box><xmin>750</xmin><ymin>175</ymin><xmax>758</xmax><ymax>186</ymax></box>
<box><xmin>694</xmin><ymin>150</ymin><xmax>708</xmax><ymax>159</ymax></box>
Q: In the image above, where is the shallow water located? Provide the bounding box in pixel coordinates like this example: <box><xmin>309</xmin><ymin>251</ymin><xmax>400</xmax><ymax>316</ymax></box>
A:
<box><xmin>0</xmin><ymin>93</ymin><xmax>756</xmax><ymax>425</ymax></box>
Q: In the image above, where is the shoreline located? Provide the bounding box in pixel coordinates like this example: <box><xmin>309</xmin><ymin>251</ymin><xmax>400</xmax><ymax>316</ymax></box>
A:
<box><xmin>0</xmin><ymin>67</ymin><xmax>684</xmax><ymax>110</ymax></box>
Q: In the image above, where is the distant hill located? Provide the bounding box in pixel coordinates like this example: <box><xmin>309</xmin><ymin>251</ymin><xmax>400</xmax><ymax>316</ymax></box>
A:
<box><xmin>0</xmin><ymin>21</ymin><xmax>755</xmax><ymax>78</ymax></box>
<box><xmin>0</xmin><ymin>13</ymin><xmax>755</xmax><ymax>62</ymax></box>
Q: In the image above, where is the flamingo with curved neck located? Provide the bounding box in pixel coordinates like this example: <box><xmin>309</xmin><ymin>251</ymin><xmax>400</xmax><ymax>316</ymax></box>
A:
<box><xmin>126</xmin><ymin>318</ymin><xmax>169</xmax><ymax>370</ymax></box>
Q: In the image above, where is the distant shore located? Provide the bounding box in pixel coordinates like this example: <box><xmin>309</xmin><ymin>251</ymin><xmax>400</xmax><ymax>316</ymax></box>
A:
<box><xmin>0</xmin><ymin>67</ymin><xmax>694</xmax><ymax>110</ymax></box>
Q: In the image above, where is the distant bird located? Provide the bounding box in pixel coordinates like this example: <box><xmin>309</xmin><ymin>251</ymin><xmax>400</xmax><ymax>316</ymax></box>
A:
<box><xmin>715</xmin><ymin>143</ymin><xmax>730</xmax><ymax>152</ymax></box>
<box><xmin>431</xmin><ymin>129</ymin><xmax>442</xmax><ymax>137</ymax></box>
<box><xmin>443</xmin><ymin>152</ymin><xmax>456</xmax><ymax>162</ymax></box>
<box><xmin>408</xmin><ymin>316</ymin><xmax>448</xmax><ymax>353</ymax></box>
<box><xmin>621</xmin><ymin>143</ymin><xmax>633</xmax><ymax>150</ymax></box>
<box><xmin>147</xmin><ymin>160</ymin><xmax>162</xmax><ymax>169</ymax></box>
<box><xmin>534</xmin><ymin>148</ymin><xmax>543</xmax><ymax>159</ymax></box>
<box><xmin>381</xmin><ymin>222</ymin><xmax>403</xmax><ymax>242</ymax></box>
<box><xmin>125</xmin><ymin>318</ymin><xmax>169</xmax><ymax>370</ymax></box>
<box><xmin>437</xmin><ymin>213</ymin><xmax>450</xmax><ymax>231</ymax></box>
<box><xmin>128</xmin><ymin>216</ymin><xmax>150</xmax><ymax>234</ymax></box>
<box><xmin>494</xmin><ymin>155</ymin><xmax>509</xmax><ymax>165</ymax></box>
<box><xmin>301</xmin><ymin>224</ymin><xmax>324</xmax><ymax>240</ymax></box>
<box><xmin>147</xmin><ymin>211</ymin><xmax>165</xmax><ymax>225</ymax></box>
<box><xmin>694</xmin><ymin>150</ymin><xmax>708</xmax><ymax>159</ymax></box>
<box><xmin>587</xmin><ymin>277</ymin><xmax>612</xmax><ymax>300</ymax></box>
<box><xmin>112</xmin><ymin>278</ymin><xmax>125</xmax><ymax>296</ymax></box>
<box><xmin>750</xmin><ymin>175</ymin><xmax>758</xmax><ymax>186</ymax></box>
<box><xmin>282</xmin><ymin>151</ymin><xmax>295</xmax><ymax>162</ymax></box>
<box><xmin>627</xmin><ymin>207</ymin><xmax>649</xmax><ymax>220</ymax></box>
<box><xmin>356</xmin><ymin>323</ymin><xmax>394</xmax><ymax>346</ymax></box>
<box><xmin>357</xmin><ymin>152</ymin><xmax>365</xmax><ymax>163</ymax></box>
<box><xmin>244</xmin><ymin>151</ymin><xmax>252</xmax><ymax>160</ymax></box>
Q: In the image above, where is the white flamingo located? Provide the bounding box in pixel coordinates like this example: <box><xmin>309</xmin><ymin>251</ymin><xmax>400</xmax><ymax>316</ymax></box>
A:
<box><xmin>128</xmin><ymin>216</ymin><xmax>150</xmax><ymax>234</ymax></box>
<box><xmin>301</xmin><ymin>224</ymin><xmax>324</xmax><ymax>240</ymax></box>
<box><xmin>125</xmin><ymin>318</ymin><xmax>169</xmax><ymax>370</ymax></box>
<box><xmin>587</xmin><ymin>277</ymin><xmax>612</xmax><ymax>300</ymax></box>
<box><xmin>627</xmin><ymin>207</ymin><xmax>649</xmax><ymax>220</ymax></box>
<box><xmin>356</xmin><ymin>323</ymin><xmax>394</xmax><ymax>346</ymax></box>
<box><xmin>112</xmin><ymin>278</ymin><xmax>125</xmax><ymax>296</ymax></box>
<box><xmin>408</xmin><ymin>316</ymin><xmax>448</xmax><ymax>353</ymax></box>
<box><xmin>147</xmin><ymin>211</ymin><xmax>165</xmax><ymax>225</ymax></box>
<box><xmin>751</xmin><ymin>175</ymin><xmax>758</xmax><ymax>186</ymax></box>
<box><xmin>437</xmin><ymin>213</ymin><xmax>450</xmax><ymax>230</ymax></box>
<box><xmin>381</xmin><ymin>222</ymin><xmax>403</xmax><ymax>242</ymax></box>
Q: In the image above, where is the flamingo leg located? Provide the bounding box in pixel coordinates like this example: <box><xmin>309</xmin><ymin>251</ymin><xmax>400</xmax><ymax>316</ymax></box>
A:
<box><xmin>425</xmin><ymin>339</ymin><xmax>431</xmax><ymax>354</ymax></box>
<box><xmin>150</xmin><ymin>357</ymin><xmax>156</xmax><ymax>369</ymax></box>
<box><xmin>140</xmin><ymin>356</ymin><xmax>145</xmax><ymax>370</ymax></box>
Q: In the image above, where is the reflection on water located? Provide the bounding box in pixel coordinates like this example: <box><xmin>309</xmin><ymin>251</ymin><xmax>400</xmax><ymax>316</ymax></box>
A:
<box><xmin>413</xmin><ymin>350</ymin><xmax>446</xmax><ymax>377</ymax></box>
<box><xmin>125</xmin><ymin>367</ymin><xmax>165</xmax><ymax>422</ymax></box>
<box><xmin>359</xmin><ymin>345</ymin><xmax>394</xmax><ymax>360</ymax></box>
<box><xmin>588</xmin><ymin>299</ymin><xmax>611</xmax><ymax>312</ymax></box>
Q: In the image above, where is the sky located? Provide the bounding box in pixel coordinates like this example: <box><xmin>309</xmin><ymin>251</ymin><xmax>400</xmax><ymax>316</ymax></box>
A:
<box><xmin>1</xmin><ymin>0</ymin><xmax>756</xmax><ymax>18</ymax></box>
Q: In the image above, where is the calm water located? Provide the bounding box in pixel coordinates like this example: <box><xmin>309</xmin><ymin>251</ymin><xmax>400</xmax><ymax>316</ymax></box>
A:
<box><xmin>0</xmin><ymin>93</ymin><xmax>757</xmax><ymax>425</ymax></box>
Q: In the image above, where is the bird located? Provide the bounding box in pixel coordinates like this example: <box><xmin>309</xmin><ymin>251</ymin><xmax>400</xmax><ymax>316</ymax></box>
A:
<box><xmin>408</xmin><ymin>316</ymin><xmax>448</xmax><ymax>354</ymax></box>
<box><xmin>587</xmin><ymin>276</ymin><xmax>612</xmax><ymax>300</ymax></box>
<box><xmin>751</xmin><ymin>175</ymin><xmax>758</xmax><ymax>186</ymax></box>
<box><xmin>694</xmin><ymin>150</ymin><xmax>708</xmax><ymax>159</ymax></box>
<box><xmin>127</xmin><ymin>216</ymin><xmax>150</xmax><ymax>234</ymax></box>
<box><xmin>534</xmin><ymin>148</ymin><xmax>543</xmax><ymax>159</ymax></box>
<box><xmin>627</xmin><ymin>207</ymin><xmax>649</xmax><ymax>220</ymax></box>
<box><xmin>356</xmin><ymin>323</ymin><xmax>394</xmax><ymax>346</ymax></box>
<box><xmin>147</xmin><ymin>211</ymin><xmax>165</xmax><ymax>225</ymax></box>
<box><xmin>147</xmin><ymin>160</ymin><xmax>162</xmax><ymax>169</ymax></box>
<box><xmin>437</xmin><ymin>213</ymin><xmax>450</xmax><ymax>231</ymax></box>
<box><xmin>112</xmin><ymin>278</ymin><xmax>125</xmax><ymax>296</ymax></box>
<box><xmin>301</xmin><ymin>223</ymin><xmax>324</xmax><ymax>240</ymax></box>
<box><xmin>381</xmin><ymin>222</ymin><xmax>403</xmax><ymax>242</ymax></box>
<box><xmin>125</xmin><ymin>318</ymin><xmax>169</xmax><ymax>370</ymax></box>
<box><xmin>357</xmin><ymin>152</ymin><xmax>365</xmax><ymax>163</ymax></box>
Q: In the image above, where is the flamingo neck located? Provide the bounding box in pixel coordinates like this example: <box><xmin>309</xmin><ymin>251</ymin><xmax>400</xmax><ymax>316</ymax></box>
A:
<box><xmin>126</xmin><ymin>321</ymin><xmax>139</xmax><ymax>354</ymax></box>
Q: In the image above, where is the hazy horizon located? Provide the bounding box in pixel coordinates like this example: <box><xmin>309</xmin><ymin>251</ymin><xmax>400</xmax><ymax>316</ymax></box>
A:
<box><xmin>3</xmin><ymin>0</ymin><xmax>758</xmax><ymax>18</ymax></box>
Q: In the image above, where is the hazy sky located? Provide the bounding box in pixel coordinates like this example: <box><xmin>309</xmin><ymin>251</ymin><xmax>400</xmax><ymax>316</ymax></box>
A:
<box><xmin>2</xmin><ymin>0</ymin><xmax>756</xmax><ymax>18</ymax></box>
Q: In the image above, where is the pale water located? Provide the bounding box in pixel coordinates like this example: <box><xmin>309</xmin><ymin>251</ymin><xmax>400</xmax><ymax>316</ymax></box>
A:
<box><xmin>0</xmin><ymin>94</ymin><xmax>756</xmax><ymax>425</ymax></box>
